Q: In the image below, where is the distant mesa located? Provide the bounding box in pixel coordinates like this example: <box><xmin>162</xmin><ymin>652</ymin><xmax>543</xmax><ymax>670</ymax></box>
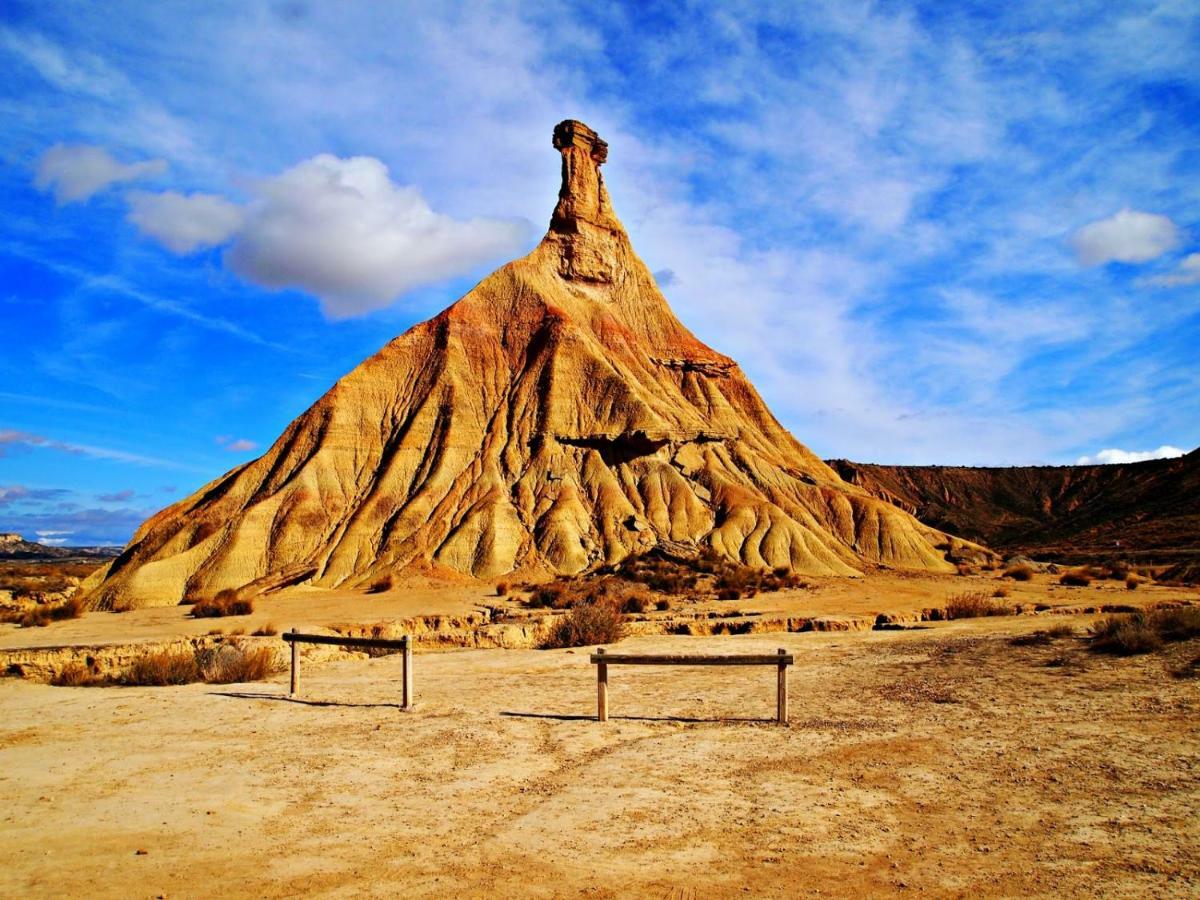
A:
<box><xmin>82</xmin><ymin>121</ymin><xmax>982</xmax><ymax>610</ymax></box>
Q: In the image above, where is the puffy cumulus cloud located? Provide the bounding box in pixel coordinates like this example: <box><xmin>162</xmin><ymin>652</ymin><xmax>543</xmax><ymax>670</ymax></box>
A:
<box><xmin>1076</xmin><ymin>445</ymin><xmax>1185</xmax><ymax>465</ymax></box>
<box><xmin>1143</xmin><ymin>252</ymin><xmax>1200</xmax><ymax>288</ymax></box>
<box><xmin>1070</xmin><ymin>209</ymin><xmax>1181</xmax><ymax>266</ymax></box>
<box><xmin>125</xmin><ymin>190</ymin><xmax>243</xmax><ymax>253</ymax></box>
<box><xmin>34</xmin><ymin>143</ymin><xmax>166</xmax><ymax>204</ymax></box>
<box><xmin>224</xmin><ymin>154</ymin><xmax>532</xmax><ymax>318</ymax></box>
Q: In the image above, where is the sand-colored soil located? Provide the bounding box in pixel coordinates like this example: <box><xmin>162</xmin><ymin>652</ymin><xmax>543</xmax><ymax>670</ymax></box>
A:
<box><xmin>2</xmin><ymin>606</ymin><xmax>1197</xmax><ymax>897</ymax></box>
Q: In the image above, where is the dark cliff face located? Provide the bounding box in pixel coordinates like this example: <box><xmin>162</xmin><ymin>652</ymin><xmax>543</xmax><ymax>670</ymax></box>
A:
<box><xmin>828</xmin><ymin>449</ymin><xmax>1200</xmax><ymax>564</ymax></box>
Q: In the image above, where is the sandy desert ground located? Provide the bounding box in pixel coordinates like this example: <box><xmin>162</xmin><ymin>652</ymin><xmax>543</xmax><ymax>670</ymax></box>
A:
<box><xmin>1</xmin><ymin>583</ymin><xmax>1198</xmax><ymax>898</ymax></box>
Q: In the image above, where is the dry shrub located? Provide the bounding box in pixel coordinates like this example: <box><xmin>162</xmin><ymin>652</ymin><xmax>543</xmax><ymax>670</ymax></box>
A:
<box><xmin>716</xmin><ymin>587</ymin><xmax>741</xmax><ymax>601</ymax></box>
<box><xmin>944</xmin><ymin>591</ymin><xmax>1010</xmax><ymax>619</ymax></box>
<box><xmin>197</xmin><ymin>645</ymin><xmax>281</xmax><ymax>684</ymax></box>
<box><xmin>1003</xmin><ymin>564</ymin><xmax>1035</xmax><ymax>582</ymax></box>
<box><xmin>251</xmin><ymin>623</ymin><xmax>279</xmax><ymax>637</ymax></box>
<box><xmin>495</xmin><ymin>582</ymin><xmax>509</xmax><ymax>597</ymax></box>
<box><xmin>111</xmin><ymin>643</ymin><xmax>282</xmax><ymax>686</ymax></box>
<box><xmin>623</xmin><ymin>594</ymin><xmax>648</xmax><ymax>614</ymax></box>
<box><xmin>1125</xmin><ymin>574</ymin><xmax>1139</xmax><ymax>590</ymax></box>
<box><xmin>1089</xmin><ymin>605</ymin><xmax>1200</xmax><ymax>655</ymax></box>
<box><xmin>541</xmin><ymin>600</ymin><xmax>627</xmax><ymax>649</ymax></box>
<box><xmin>993</xmin><ymin>587</ymin><xmax>1010</xmax><ymax>598</ymax></box>
<box><xmin>366</xmin><ymin>575</ymin><xmax>394</xmax><ymax>594</ymax></box>
<box><xmin>528</xmin><ymin>577</ymin><xmax>647</xmax><ymax>613</ymax></box>
<box><xmin>51</xmin><ymin>661</ymin><xmax>100</xmax><ymax>686</ymax></box>
<box><xmin>1059</xmin><ymin>569</ymin><xmax>1092</xmax><ymax>587</ymax></box>
<box><xmin>191</xmin><ymin>590</ymin><xmax>253</xmax><ymax>618</ymax></box>
<box><xmin>655</xmin><ymin>598</ymin><xmax>671</xmax><ymax>611</ymax></box>
<box><xmin>121</xmin><ymin>649</ymin><xmax>202</xmax><ymax>685</ymax></box>
<box><xmin>3</xmin><ymin>595</ymin><xmax>85</xmax><ymax>628</ymax></box>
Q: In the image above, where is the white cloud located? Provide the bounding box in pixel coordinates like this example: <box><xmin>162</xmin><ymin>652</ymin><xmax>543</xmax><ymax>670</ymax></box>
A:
<box><xmin>224</xmin><ymin>154</ymin><xmax>532</xmax><ymax>317</ymax></box>
<box><xmin>34</xmin><ymin>143</ymin><xmax>166</xmax><ymax>204</ymax></box>
<box><xmin>1143</xmin><ymin>252</ymin><xmax>1200</xmax><ymax>288</ymax></box>
<box><xmin>1070</xmin><ymin>208</ymin><xmax>1181</xmax><ymax>266</ymax></box>
<box><xmin>224</xmin><ymin>438</ymin><xmax>258</xmax><ymax>453</ymax></box>
<box><xmin>126</xmin><ymin>190</ymin><xmax>244</xmax><ymax>253</ymax></box>
<box><xmin>1076</xmin><ymin>445</ymin><xmax>1185</xmax><ymax>465</ymax></box>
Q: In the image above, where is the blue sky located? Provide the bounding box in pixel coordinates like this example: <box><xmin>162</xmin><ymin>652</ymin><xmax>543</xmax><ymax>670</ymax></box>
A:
<box><xmin>1</xmin><ymin>1</ymin><xmax>1198</xmax><ymax>546</ymax></box>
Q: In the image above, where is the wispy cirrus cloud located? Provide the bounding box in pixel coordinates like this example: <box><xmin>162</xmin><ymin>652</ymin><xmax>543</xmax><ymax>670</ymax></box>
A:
<box><xmin>0</xmin><ymin>428</ymin><xmax>184</xmax><ymax>469</ymax></box>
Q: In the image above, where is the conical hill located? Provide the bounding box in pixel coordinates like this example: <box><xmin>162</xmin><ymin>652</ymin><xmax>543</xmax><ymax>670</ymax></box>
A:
<box><xmin>85</xmin><ymin>120</ymin><xmax>973</xmax><ymax>609</ymax></box>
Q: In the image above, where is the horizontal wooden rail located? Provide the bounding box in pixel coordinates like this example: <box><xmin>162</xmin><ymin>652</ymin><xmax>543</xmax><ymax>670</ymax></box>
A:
<box><xmin>282</xmin><ymin>631</ymin><xmax>411</xmax><ymax>651</ymax></box>
<box><xmin>282</xmin><ymin>628</ymin><xmax>413</xmax><ymax>709</ymax></box>
<box><xmin>591</xmin><ymin>647</ymin><xmax>791</xmax><ymax>724</ymax></box>
<box><xmin>589</xmin><ymin>653</ymin><xmax>794</xmax><ymax>666</ymax></box>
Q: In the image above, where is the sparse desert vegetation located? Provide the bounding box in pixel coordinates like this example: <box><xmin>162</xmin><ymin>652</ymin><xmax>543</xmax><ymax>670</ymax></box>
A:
<box><xmin>0</xmin><ymin>595</ymin><xmax>84</xmax><ymax>627</ymax></box>
<box><xmin>1059</xmin><ymin>569</ymin><xmax>1092</xmax><ymax>587</ymax></box>
<box><xmin>366</xmin><ymin>575</ymin><xmax>394</xmax><ymax>594</ymax></box>
<box><xmin>1088</xmin><ymin>604</ymin><xmax>1200</xmax><ymax>655</ymax></box>
<box><xmin>189</xmin><ymin>589</ymin><xmax>253</xmax><ymax>618</ymax></box>
<box><xmin>1003</xmin><ymin>563</ymin><xmax>1035</xmax><ymax>581</ymax></box>
<box><xmin>540</xmin><ymin>598</ymin><xmax>627</xmax><ymax>648</ymax></box>
<box><xmin>942</xmin><ymin>590</ymin><xmax>1011</xmax><ymax>619</ymax></box>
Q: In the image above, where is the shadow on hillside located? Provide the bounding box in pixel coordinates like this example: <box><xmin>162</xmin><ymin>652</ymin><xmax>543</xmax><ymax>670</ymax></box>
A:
<box><xmin>210</xmin><ymin>690</ymin><xmax>405</xmax><ymax>710</ymax></box>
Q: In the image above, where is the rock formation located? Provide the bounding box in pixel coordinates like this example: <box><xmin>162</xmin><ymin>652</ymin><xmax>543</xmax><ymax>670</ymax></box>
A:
<box><xmin>830</xmin><ymin>448</ymin><xmax>1200</xmax><ymax>564</ymax></box>
<box><xmin>84</xmin><ymin>120</ymin><xmax>971</xmax><ymax>610</ymax></box>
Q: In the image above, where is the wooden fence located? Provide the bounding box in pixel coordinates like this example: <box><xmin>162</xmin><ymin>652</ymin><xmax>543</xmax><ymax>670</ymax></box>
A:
<box><xmin>589</xmin><ymin>647</ymin><xmax>793</xmax><ymax>724</ymax></box>
<box><xmin>281</xmin><ymin>628</ymin><xmax>413</xmax><ymax>710</ymax></box>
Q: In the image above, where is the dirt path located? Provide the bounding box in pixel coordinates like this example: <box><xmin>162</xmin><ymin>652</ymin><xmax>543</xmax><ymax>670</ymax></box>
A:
<box><xmin>1</xmin><ymin>615</ymin><xmax>1196</xmax><ymax>897</ymax></box>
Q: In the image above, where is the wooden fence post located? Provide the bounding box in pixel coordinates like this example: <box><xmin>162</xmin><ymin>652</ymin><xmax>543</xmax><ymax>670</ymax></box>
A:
<box><xmin>289</xmin><ymin>627</ymin><xmax>300</xmax><ymax>697</ymax></box>
<box><xmin>596</xmin><ymin>647</ymin><xmax>608</xmax><ymax>722</ymax></box>
<box><xmin>776</xmin><ymin>647</ymin><xmax>788</xmax><ymax>725</ymax></box>
<box><xmin>401</xmin><ymin>635</ymin><xmax>413</xmax><ymax>711</ymax></box>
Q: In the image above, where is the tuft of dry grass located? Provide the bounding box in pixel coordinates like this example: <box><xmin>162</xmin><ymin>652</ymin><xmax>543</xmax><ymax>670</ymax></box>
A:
<box><xmin>251</xmin><ymin>623</ymin><xmax>279</xmax><ymax>637</ymax></box>
<box><xmin>944</xmin><ymin>591</ymin><xmax>1011</xmax><ymax>619</ymax></box>
<box><xmin>540</xmin><ymin>600</ymin><xmax>627</xmax><ymax>649</ymax></box>
<box><xmin>993</xmin><ymin>587</ymin><xmax>1010</xmax><ymax>598</ymax></box>
<box><xmin>1089</xmin><ymin>605</ymin><xmax>1200</xmax><ymax>656</ymax></box>
<box><xmin>121</xmin><ymin>649</ymin><xmax>203</xmax><ymax>685</ymax></box>
<box><xmin>50</xmin><ymin>661</ymin><xmax>100</xmax><ymax>686</ymax></box>
<box><xmin>1059</xmin><ymin>569</ymin><xmax>1092</xmax><ymax>587</ymax></box>
<box><xmin>191</xmin><ymin>590</ymin><xmax>253</xmax><ymax>618</ymax></box>
<box><xmin>66</xmin><ymin>642</ymin><xmax>287</xmax><ymax>687</ymax></box>
<box><xmin>2</xmin><ymin>595</ymin><xmax>85</xmax><ymax>628</ymax></box>
<box><xmin>655</xmin><ymin>598</ymin><xmax>671</xmax><ymax>611</ymax></box>
<box><xmin>196</xmin><ymin>645</ymin><xmax>281</xmax><ymax>684</ymax></box>
<box><xmin>1003</xmin><ymin>564</ymin><xmax>1035</xmax><ymax>581</ymax></box>
<box><xmin>623</xmin><ymin>594</ymin><xmax>648</xmax><ymax>614</ymax></box>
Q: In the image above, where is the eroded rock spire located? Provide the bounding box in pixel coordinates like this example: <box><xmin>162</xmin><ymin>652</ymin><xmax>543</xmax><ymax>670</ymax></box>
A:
<box><xmin>546</xmin><ymin>120</ymin><xmax>624</xmax><ymax>282</ymax></box>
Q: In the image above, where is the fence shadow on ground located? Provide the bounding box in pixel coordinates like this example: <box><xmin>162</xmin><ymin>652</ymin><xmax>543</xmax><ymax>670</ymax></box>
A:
<box><xmin>211</xmin><ymin>689</ymin><xmax>406</xmax><ymax>710</ymax></box>
<box><xmin>500</xmin><ymin>710</ymin><xmax>775</xmax><ymax>724</ymax></box>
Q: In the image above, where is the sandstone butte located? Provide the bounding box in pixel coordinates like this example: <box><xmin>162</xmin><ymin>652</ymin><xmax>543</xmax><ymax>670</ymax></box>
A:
<box><xmin>82</xmin><ymin>120</ymin><xmax>981</xmax><ymax>610</ymax></box>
